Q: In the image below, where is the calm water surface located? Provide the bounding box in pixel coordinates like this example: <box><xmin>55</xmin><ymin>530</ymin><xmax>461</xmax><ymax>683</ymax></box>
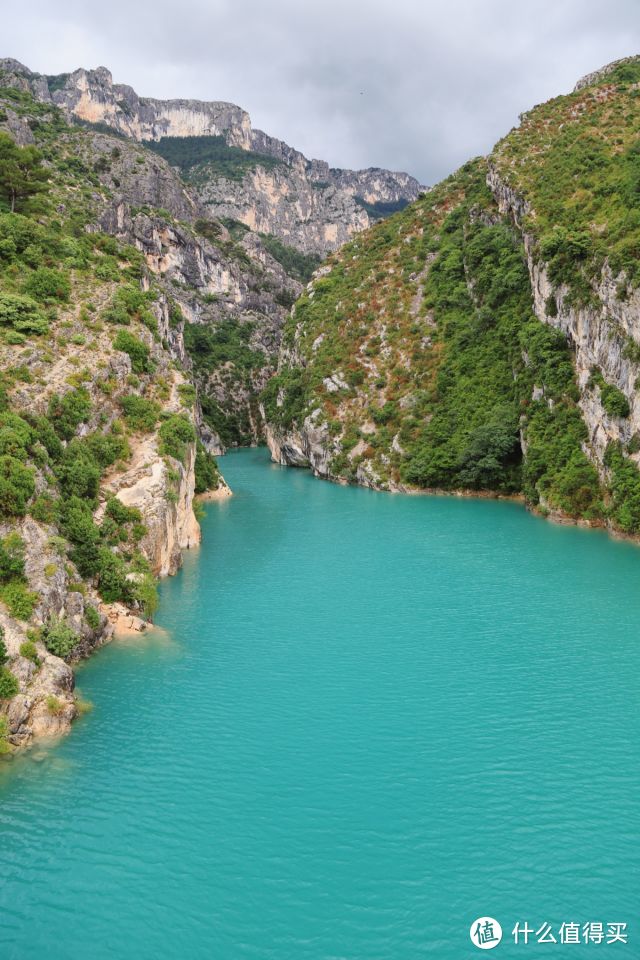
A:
<box><xmin>1</xmin><ymin>448</ymin><xmax>639</xmax><ymax>958</ymax></box>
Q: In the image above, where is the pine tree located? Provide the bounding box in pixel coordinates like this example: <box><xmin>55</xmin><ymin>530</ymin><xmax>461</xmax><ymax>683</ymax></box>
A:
<box><xmin>0</xmin><ymin>132</ymin><xmax>48</xmax><ymax>213</ymax></box>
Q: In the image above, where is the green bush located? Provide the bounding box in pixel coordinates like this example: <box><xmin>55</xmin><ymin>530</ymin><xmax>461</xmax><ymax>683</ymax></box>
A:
<box><xmin>42</xmin><ymin>618</ymin><xmax>79</xmax><ymax>658</ymax></box>
<box><xmin>0</xmin><ymin>455</ymin><xmax>35</xmax><ymax>516</ymax></box>
<box><xmin>0</xmin><ymin>581</ymin><xmax>38</xmax><ymax>620</ymax></box>
<box><xmin>194</xmin><ymin>441</ymin><xmax>221</xmax><ymax>493</ymax></box>
<box><xmin>601</xmin><ymin>383</ymin><xmax>630</xmax><ymax>418</ymax></box>
<box><xmin>0</xmin><ymin>666</ymin><xmax>18</xmax><ymax>699</ymax></box>
<box><xmin>0</xmin><ymin>532</ymin><xmax>25</xmax><ymax>583</ymax></box>
<box><xmin>48</xmin><ymin>388</ymin><xmax>92</xmax><ymax>440</ymax></box>
<box><xmin>54</xmin><ymin>441</ymin><xmax>101</xmax><ymax>501</ymax></box>
<box><xmin>0</xmin><ymin>714</ymin><xmax>11</xmax><ymax>753</ymax></box>
<box><xmin>95</xmin><ymin>548</ymin><xmax>130</xmax><ymax>603</ymax></box>
<box><xmin>120</xmin><ymin>394</ymin><xmax>160</xmax><ymax>432</ymax></box>
<box><xmin>0</xmin><ymin>292</ymin><xmax>48</xmax><ymax>335</ymax></box>
<box><xmin>103</xmin><ymin>285</ymin><xmax>156</xmax><ymax>329</ymax></box>
<box><xmin>19</xmin><ymin>639</ymin><xmax>39</xmax><ymax>665</ymax></box>
<box><xmin>159</xmin><ymin>414</ymin><xmax>196</xmax><ymax>464</ymax></box>
<box><xmin>105</xmin><ymin>497</ymin><xmax>141</xmax><ymax>526</ymax></box>
<box><xmin>85</xmin><ymin>605</ymin><xmax>101</xmax><ymax>631</ymax></box>
<box><xmin>0</xmin><ymin>411</ymin><xmax>34</xmax><ymax>460</ymax></box>
<box><xmin>23</xmin><ymin>267</ymin><xmax>70</xmax><ymax>303</ymax></box>
<box><xmin>113</xmin><ymin>330</ymin><xmax>152</xmax><ymax>373</ymax></box>
<box><xmin>0</xmin><ymin>132</ymin><xmax>49</xmax><ymax>213</ymax></box>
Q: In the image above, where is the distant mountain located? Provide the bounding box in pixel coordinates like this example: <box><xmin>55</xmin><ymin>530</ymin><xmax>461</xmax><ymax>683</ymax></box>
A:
<box><xmin>0</xmin><ymin>59</ymin><xmax>425</xmax><ymax>255</ymax></box>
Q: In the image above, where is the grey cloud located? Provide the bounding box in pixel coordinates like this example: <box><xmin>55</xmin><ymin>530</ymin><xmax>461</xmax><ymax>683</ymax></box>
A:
<box><xmin>4</xmin><ymin>0</ymin><xmax>640</xmax><ymax>184</ymax></box>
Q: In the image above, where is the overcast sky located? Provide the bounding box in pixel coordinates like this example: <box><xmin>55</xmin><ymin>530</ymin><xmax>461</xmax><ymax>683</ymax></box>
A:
<box><xmin>4</xmin><ymin>0</ymin><xmax>640</xmax><ymax>184</ymax></box>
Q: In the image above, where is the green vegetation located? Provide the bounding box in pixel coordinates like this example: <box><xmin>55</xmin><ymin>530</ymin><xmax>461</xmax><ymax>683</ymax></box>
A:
<box><xmin>19</xmin><ymin>639</ymin><xmax>40</xmax><ymax>665</ymax></box>
<box><xmin>102</xmin><ymin>285</ymin><xmax>156</xmax><ymax>329</ymax></box>
<box><xmin>354</xmin><ymin>196</ymin><xmax>409</xmax><ymax>221</ymax></box>
<box><xmin>84</xmin><ymin>605</ymin><xmax>101</xmax><ymax>632</ymax></box>
<box><xmin>603</xmin><ymin>442</ymin><xmax>640</xmax><ymax>533</ymax></box>
<box><xmin>259</xmin><ymin>234</ymin><xmax>322</xmax><ymax>283</ymax></box>
<box><xmin>159</xmin><ymin>414</ymin><xmax>196</xmax><ymax>464</ymax></box>
<box><xmin>0</xmin><ymin>714</ymin><xmax>11</xmax><ymax>753</ymax></box>
<box><xmin>265</xmin><ymin>160</ymin><xmax>603</xmax><ymax>518</ymax></box>
<box><xmin>42</xmin><ymin>618</ymin><xmax>79</xmax><ymax>658</ymax></box>
<box><xmin>0</xmin><ymin>531</ymin><xmax>37</xmax><ymax>619</ymax></box>
<box><xmin>492</xmin><ymin>56</ymin><xmax>640</xmax><ymax>300</ymax></box>
<box><xmin>184</xmin><ymin>321</ymin><xmax>266</xmax><ymax>445</ymax></box>
<box><xmin>145</xmin><ymin>135</ymin><xmax>282</xmax><ymax>183</ymax></box>
<box><xmin>0</xmin><ymin>132</ymin><xmax>49</xmax><ymax>213</ymax></box>
<box><xmin>45</xmin><ymin>694</ymin><xmax>64</xmax><ymax>715</ymax></box>
<box><xmin>194</xmin><ymin>441</ymin><xmax>221</xmax><ymax>493</ymax></box>
<box><xmin>120</xmin><ymin>394</ymin><xmax>160</xmax><ymax>432</ymax></box>
<box><xmin>113</xmin><ymin>330</ymin><xmax>153</xmax><ymax>373</ymax></box>
<box><xmin>184</xmin><ymin>320</ymin><xmax>264</xmax><ymax>373</ymax></box>
<box><xmin>0</xmin><ymin>85</ymin><xmax>199</xmax><ymax>634</ymax></box>
<box><xmin>0</xmin><ymin>628</ymin><xmax>19</xmax><ymax>700</ymax></box>
<box><xmin>589</xmin><ymin>369</ymin><xmax>631</xmax><ymax>418</ymax></box>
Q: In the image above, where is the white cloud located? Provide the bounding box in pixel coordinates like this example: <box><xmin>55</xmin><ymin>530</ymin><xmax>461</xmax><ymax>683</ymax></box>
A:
<box><xmin>4</xmin><ymin>0</ymin><xmax>640</xmax><ymax>183</ymax></box>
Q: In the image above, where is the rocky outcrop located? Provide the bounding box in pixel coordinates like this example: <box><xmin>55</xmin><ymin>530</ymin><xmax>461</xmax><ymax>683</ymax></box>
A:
<box><xmin>102</xmin><ymin>437</ymin><xmax>200</xmax><ymax>578</ymax></box>
<box><xmin>573</xmin><ymin>57</ymin><xmax>638</xmax><ymax>91</ymax></box>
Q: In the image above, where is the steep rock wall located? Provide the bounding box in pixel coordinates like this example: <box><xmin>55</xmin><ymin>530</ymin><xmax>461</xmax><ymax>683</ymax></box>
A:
<box><xmin>487</xmin><ymin>166</ymin><xmax>640</xmax><ymax>468</ymax></box>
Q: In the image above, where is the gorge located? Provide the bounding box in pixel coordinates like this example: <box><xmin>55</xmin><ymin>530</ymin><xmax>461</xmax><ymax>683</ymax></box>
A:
<box><xmin>0</xmin><ymin>53</ymin><xmax>640</xmax><ymax>759</ymax></box>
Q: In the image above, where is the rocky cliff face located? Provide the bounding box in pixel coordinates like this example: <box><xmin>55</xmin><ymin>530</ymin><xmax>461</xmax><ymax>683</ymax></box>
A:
<box><xmin>0</xmin><ymin>59</ymin><xmax>425</xmax><ymax>256</ymax></box>
<box><xmin>487</xmin><ymin>167</ymin><xmax>640</xmax><ymax>468</ymax></box>
<box><xmin>0</xmin><ymin>86</ymin><xmax>226</xmax><ymax>751</ymax></box>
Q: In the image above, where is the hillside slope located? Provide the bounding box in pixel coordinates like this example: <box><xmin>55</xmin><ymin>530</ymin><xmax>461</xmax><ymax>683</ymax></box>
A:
<box><xmin>264</xmin><ymin>57</ymin><xmax>640</xmax><ymax>538</ymax></box>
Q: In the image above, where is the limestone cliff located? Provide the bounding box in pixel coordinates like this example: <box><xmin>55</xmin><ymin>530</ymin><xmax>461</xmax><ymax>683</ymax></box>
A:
<box><xmin>0</xmin><ymin>59</ymin><xmax>425</xmax><ymax>256</ymax></box>
<box><xmin>0</xmin><ymin>87</ymin><xmax>224</xmax><ymax>751</ymax></box>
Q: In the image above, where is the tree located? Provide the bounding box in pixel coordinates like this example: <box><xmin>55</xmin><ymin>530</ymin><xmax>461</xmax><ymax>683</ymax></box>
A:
<box><xmin>0</xmin><ymin>626</ymin><xmax>18</xmax><ymax>701</ymax></box>
<box><xmin>0</xmin><ymin>133</ymin><xmax>49</xmax><ymax>213</ymax></box>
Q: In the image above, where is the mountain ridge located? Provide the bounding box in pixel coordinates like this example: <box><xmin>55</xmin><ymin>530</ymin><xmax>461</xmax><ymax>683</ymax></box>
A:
<box><xmin>0</xmin><ymin>58</ymin><xmax>426</xmax><ymax>255</ymax></box>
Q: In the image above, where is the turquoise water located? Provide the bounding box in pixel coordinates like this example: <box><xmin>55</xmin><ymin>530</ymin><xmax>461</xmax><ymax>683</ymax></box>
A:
<box><xmin>1</xmin><ymin>447</ymin><xmax>639</xmax><ymax>959</ymax></box>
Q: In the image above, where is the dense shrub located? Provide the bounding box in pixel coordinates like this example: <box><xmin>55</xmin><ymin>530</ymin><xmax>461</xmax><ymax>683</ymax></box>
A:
<box><xmin>84</xmin><ymin>605</ymin><xmax>101</xmax><ymax>631</ymax></box>
<box><xmin>146</xmin><ymin>135</ymin><xmax>282</xmax><ymax>182</ymax></box>
<box><xmin>42</xmin><ymin>618</ymin><xmax>79</xmax><ymax>658</ymax></box>
<box><xmin>23</xmin><ymin>267</ymin><xmax>70</xmax><ymax>303</ymax></box>
<box><xmin>19</xmin><ymin>639</ymin><xmax>40</xmax><ymax>665</ymax></box>
<box><xmin>194</xmin><ymin>442</ymin><xmax>221</xmax><ymax>493</ymax></box>
<box><xmin>0</xmin><ymin>581</ymin><xmax>38</xmax><ymax>620</ymax></box>
<box><xmin>0</xmin><ymin>666</ymin><xmax>18</xmax><ymax>699</ymax></box>
<box><xmin>259</xmin><ymin>234</ymin><xmax>322</xmax><ymax>282</ymax></box>
<box><xmin>184</xmin><ymin>320</ymin><xmax>264</xmax><ymax>373</ymax></box>
<box><xmin>159</xmin><ymin>414</ymin><xmax>196</xmax><ymax>464</ymax></box>
<box><xmin>0</xmin><ymin>292</ymin><xmax>49</xmax><ymax>335</ymax></box>
<box><xmin>113</xmin><ymin>330</ymin><xmax>152</xmax><ymax>373</ymax></box>
<box><xmin>0</xmin><ymin>132</ymin><xmax>49</xmax><ymax>213</ymax></box>
<box><xmin>120</xmin><ymin>394</ymin><xmax>160</xmax><ymax>432</ymax></box>
<box><xmin>54</xmin><ymin>441</ymin><xmax>102</xmax><ymax>501</ymax></box>
<box><xmin>0</xmin><ymin>532</ymin><xmax>25</xmax><ymax>582</ymax></box>
<box><xmin>48</xmin><ymin>388</ymin><xmax>92</xmax><ymax>440</ymax></box>
<box><xmin>95</xmin><ymin>548</ymin><xmax>130</xmax><ymax>603</ymax></box>
<box><xmin>103</xmin><ymin>285</ymin><xmax>156</xmax><ymax>329</ymax></box>
<box><xmin>0</xmin><ymin>455</ymin><xmax>35</xmax><ymax>516</ymax></box>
